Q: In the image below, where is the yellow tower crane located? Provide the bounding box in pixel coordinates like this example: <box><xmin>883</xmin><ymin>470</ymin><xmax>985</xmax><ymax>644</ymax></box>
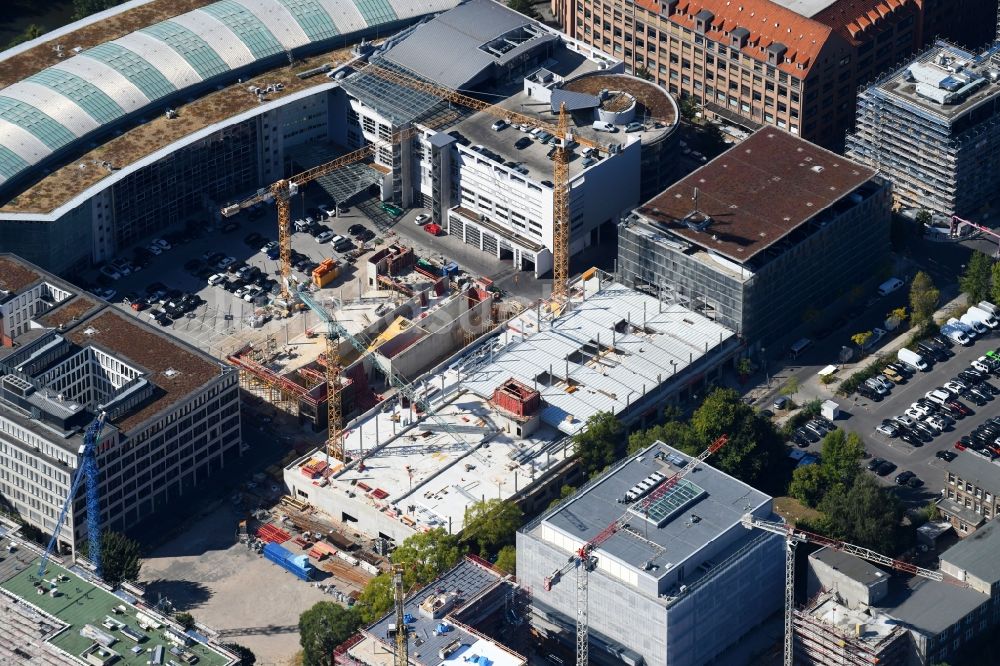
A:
<box><xmin>392</xmin><ymin>564</ymin><xmax>408</xmax><ymax>666</ymax></box>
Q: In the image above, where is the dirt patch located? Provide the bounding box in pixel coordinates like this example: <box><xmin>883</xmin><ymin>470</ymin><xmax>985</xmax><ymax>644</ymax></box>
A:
<box><xmin>563</xmin><ymin>73</ymin><xmax>677</xmax><ymax>124</ymax></box>
<box><xmin>773</xmin><ymin>496</ymin><xmax>823</xmax><ymax>525</ymax></box>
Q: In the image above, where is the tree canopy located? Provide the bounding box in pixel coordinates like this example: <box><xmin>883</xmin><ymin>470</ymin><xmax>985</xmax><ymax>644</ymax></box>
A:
<box><xmin>463</xmin><ymin>499</ymin><xmax>523</xmax><ymax>555</ymax></box>
<box><xmin>789</xmin><ymin>430</ymin><xmax>864</xmax><ymax>507</ymax></box>
<box><xmin>390</xmin><ymin>527</ymin><xmax>464</xmax><ymax>586</ymax></box>
<box><xmin>992</xmin><ymin>262</ymin><xmax>1000</xmax><ymax>306</ymax></box>
<box><xmin>298</xmin><ymin>602</ymin><xmax>361</xmax><ymax>666</ymax></box>
<box><xmin>627</xmin><ymin>419</ymin><xmax>701</xmax><ymax>456</ymax></box>
<box><xmin>354</xmin><ymin>573</ymin><xmax>393</xmax><ymax>625</ymax></box>
<box><xmin>690</xmin><ymin>388</ymin><xmax>785</xmax><ymax>492</ymax></box>
<box><xmin>100</xmin><ymin>531</ymin><xmax>142</xmax><ymax>588</ymax></box>
<box><xmin>817</xmin><ymin>474</ymin><xmax>904</xmax><ymax>554</ymax></box>
<box><xmin>909</xmin><ymin>271</ymin><xmax>939</xmax><ymax>325</ymax></box>
<box><xmin>494</xmin><ymin>545</ymin><xmax>516</xmax><ymax>575</ymax></box>
<box><xmin>73</xmin><ymin>0</ymin><xmax>126</xmax><ymax>20</ymax></box>
<box><xmin>573</xmin><ymin>411</ymin><xmax>624</xmax><ymax>476</ymax></box>
<box><xmin>222</xmin><ymin>643</ymin><xmax>257</xmax><ymax>666</ymax></box>
<box><xmin>960</xmin><ymin>251</ymin><xmax>993</xmax><ymax>304</ymax></box>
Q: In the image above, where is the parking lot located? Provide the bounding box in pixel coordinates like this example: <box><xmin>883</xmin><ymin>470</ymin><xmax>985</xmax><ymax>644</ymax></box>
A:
<box><xmin>797</xmin><ymin>328</ymin><xmax>1000</xmax><ymax>503</ymax></box>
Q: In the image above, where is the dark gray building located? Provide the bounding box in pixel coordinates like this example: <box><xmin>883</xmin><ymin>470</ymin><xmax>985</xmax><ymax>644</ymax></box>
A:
<box><xmin>617</xmin><ymin>129</ymin><xmax>891</xmax><ymax>348</ymax></box>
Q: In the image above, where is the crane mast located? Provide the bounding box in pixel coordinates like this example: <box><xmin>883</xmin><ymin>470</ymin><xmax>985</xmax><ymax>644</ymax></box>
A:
<box><xmin>393</xmin><ymin>564</ymin><xmax>408</xmax><ymax>666</ymax></box>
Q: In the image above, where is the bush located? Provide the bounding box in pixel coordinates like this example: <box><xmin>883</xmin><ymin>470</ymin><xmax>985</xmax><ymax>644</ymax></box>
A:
<box><xmin>781</xmin><ymin>399</ymin><xmax>822</xmax><ymax>438</ymax></box>
<box><xmin>837</xmin><ymin>358</ymin><xmax>893</xmax><ymax>396</ymax></box>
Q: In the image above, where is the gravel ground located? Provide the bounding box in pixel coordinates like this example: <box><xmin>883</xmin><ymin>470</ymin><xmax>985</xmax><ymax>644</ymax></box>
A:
<box><xmin>141</xmin><ymin>503</ymin><xmax>333</xmax><ymax>666</ymax></box>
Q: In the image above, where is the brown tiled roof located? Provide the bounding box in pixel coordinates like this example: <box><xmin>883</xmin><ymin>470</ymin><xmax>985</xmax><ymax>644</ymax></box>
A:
<box><xmin>65</xmin><ymin>309</ymin><xmax>222</xmax><ymax>432</ymax></box>
<box><xmin>0</xmin><ymin>256</ymin><xmax>41</xmax><ymax>291</ymax></box>
<box><xmin>812</xmin><ymin>0</ymin><xmax>916</xmax><ymax>44</ymax></box>
<box><xmin>635</xmin><ymin>128</ymin><xmax>876</xmax><ymax>263</ymax></box>
<box><xmin>638</xmin><ymin>0</ymin><xmax>836</xmax><ymax>76</ymax></box>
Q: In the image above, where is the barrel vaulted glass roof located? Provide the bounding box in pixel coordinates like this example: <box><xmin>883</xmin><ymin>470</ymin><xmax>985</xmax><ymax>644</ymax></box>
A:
<box><xmin>0</xmin><ymin>0</ymin><xmax>459</xmax><ymax>186</ymax></box>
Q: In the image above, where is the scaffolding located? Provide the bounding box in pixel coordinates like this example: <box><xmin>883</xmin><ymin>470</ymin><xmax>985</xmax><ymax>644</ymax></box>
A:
<box><xmin>793</xmin><ymin>597</ymin><xmax>908</xmax><ymax>666</ymax></box>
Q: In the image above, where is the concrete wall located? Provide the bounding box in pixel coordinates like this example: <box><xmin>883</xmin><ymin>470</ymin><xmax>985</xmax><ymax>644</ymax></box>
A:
<box><xmin>806</xmin><ymin>553</ymin><xmax>888</xmax><ymax>610</ymax></box>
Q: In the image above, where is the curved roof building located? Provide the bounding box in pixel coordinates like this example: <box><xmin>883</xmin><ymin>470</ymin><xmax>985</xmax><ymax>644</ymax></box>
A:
<box><xmin>0</xmin><ymin>0</ymin><xmax>456</xmax><ymax>193</ymax></box>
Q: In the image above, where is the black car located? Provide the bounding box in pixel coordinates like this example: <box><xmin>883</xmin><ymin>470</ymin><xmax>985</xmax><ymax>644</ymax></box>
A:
<box><xmin>895</xmin><ymin>470</ymin><xmax>915</xmax><ymax>485</ymax></box>
<box><xmin>936</xmin><ymin>450</ymin><xmax>958</xmax><ymax>462</ymax></box>
<box><xmin>960</xmin><ymin>368</ymin><xmax>986</xmax><ymax>382</ymax></box>
<box><xmin>876</xmin><ymin>461</ymin><xmax>897</xmax><ymax>476</ymax></box>
<box><xmin>857</xmin><ymin>385</ymin><xmax>883</xmax><ymax>401</ymax></box>
<box><xmin>907</xmin><ymin>475</ymin><xmax>923</xmax><ymax>488</ymax></box>
<box><xmin>867</xmin><ymin>457</ymin><xmax>886</xmax><ymax>471</ymax></box>
<box><xmin>515</xmin><ymin>137</ymin><xmax>532</xmax><ymax>150</ymax></box>
<box><xmin>355</xmin><ymin>228</ymin><xmax>376</xmax><ymax>242</ymax></box>
<box><xmin>153</xmin><ymin>312</ymin><xmax>172</xmax><ymax>326</ymax></box>
<box><xmin>900</xmin><ymin>430</ymin><xmax>923</xmax><ymax>447</ymax></box>
<box><xmin>911</xmin><ymin>422</ymin><xmax>935</xmax><ymax>440</ymax></box>
<box><xmin>348</xmin><ymin>223</ymin><xmax>365</xmax><ymax>235</ymax></box>
<box><xmin>961</xmin><ymin>389</ymin><xmax>988</xmax><ymax>406</ymax></box>
<box><xmin>933</xmin><ymin>335</ymin><xmax>953</xmax><ymax>349</ymax></box>
<box><xmin>792</xmin><ymin>431</ymin><xmax>811</xmax><ymax>448</ymax></box>
<box><xmin>978</xmin><ymin>381</ymin><xmax>1000</xmax><ymax>395</ymax></box>
<box><xmin>796</xmin><ymin>427</ymin><xmax>820</xmax><ymax>444</ymax></box>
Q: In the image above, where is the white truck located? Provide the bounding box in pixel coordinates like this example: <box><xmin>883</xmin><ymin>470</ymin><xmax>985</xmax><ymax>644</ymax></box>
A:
<box><xmin>941</xmin><ymin>322</ymin><xmax>971</xmax><ymax>345</ymax></box>
<box><xmin>978</xmin><ymin>301</ymin><xmax>1000</xmax><ymax>317</ymax></box>
<box><xmin>960</xmin><ymin>312</ymin><xmax>990</xmax><ymax>335</ymax></box>
<box><xmin>965</xmin><ymin>306</ymin><xmax>998</xmax><ymax>329</ymax></box>
<box><xmin>947</xmin><ymin>317</ymin><xmax>977</xmax><ymax>340</ymax></box>
<box><xmin>898</xmin><ymin>347</ymin><xmax>929</xmax><ymax>371</ymax></box>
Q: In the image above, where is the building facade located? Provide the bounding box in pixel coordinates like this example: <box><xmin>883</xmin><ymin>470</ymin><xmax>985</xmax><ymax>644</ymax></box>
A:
<box><xmin>518</xmin><ymin>441</ymin><xmax>783</xmax><ymax>666</ymax></box>
<box><xmin>846</xmin><ymin>41</ymin><xmax>1000</xmax><ymax>217</ymax></box>
<box><xmin>551</xmin><ymin>0</ymin><xmax>998</xmax><ymax>147</ymax></box>
<box><xmin>0</xmin><ymin>255</ymin><xmax>240</xmax><ymax>555</ymax></box>
<box><xmin>940</xmin><ymin>453</ymin><xmax>1000</xmax><ymax>535</ymax></box>
<box><xmin>617</xmin><ymin>128</ymin><xmax>890</xmax><ymax>346</ymax></box>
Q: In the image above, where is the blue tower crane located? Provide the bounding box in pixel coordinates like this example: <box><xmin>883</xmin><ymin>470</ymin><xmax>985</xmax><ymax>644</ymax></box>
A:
<box><xmin>38</xmin><ymin>411</ymin><xmax>107</xmax><ymax>578</ymax></box>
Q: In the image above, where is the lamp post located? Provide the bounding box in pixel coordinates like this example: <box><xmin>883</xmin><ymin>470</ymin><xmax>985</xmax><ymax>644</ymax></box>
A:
<box><xmin>761</xmin><ymin>347</ymin><xmax>769</xmax><ymax>389</ymax></box>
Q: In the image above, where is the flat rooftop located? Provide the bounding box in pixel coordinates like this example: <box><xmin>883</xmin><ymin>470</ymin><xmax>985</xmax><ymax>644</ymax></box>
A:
<box><xmin>946</xmin><ymin>451</ymin><xmax>1000</xmax><ymax>492</ymax></box>
<box><xmin>0</xmin><ymin>255</ymin><xmax>42</xmax><ymax>291</ymax></box>
<box><xmin>539</xmin><ymin>441</ymin><xmax>771</xmax><ymax>583</ymax></box>
<box><xmin>879</xmin><ymin>577</ymin><xmax>988</xmax><ymax>634</ymax></box>
<box><xmin>460</xmin><ymin>280</ymin><xmax>737</xmax><ymax>436</ymax></box>
<box><xmin>359</xmin><ymin>558</ymin><xmax>524</xmax><ymax>666</ymax></box>
<box><xmin>0</xmin><ymin>541</ymin><xmax>233</xmax><ymax>665</ymax></box>
<box><xmin>876</xmin><ymin>42</ymin><xmax>1000</xmax><ymax>123</ymax></box>
<box><xmin>770</xmin><ymin>0</ymin><xmax>839</xmax><ymax>17</ymax></box>
<box><xmin>810</xmin><ymin>547</ymin><xmax>888</xmax><ymax>588</ymax></box>
<box><xmin>939</xmin><ymin>520</ymin><xmax>1000</xmax><ymax>584</ymax></box>
<box><xmin>634</xmin><ymin>128</ymin><xmax>876</xmax><ymax>264</ymax></box>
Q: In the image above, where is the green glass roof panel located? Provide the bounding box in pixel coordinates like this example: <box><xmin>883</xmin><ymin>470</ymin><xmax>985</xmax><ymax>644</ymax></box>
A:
<box><xmin>140</xmin><ymin>21</ymin><xmax>231</xmax><ymax>80</ymax></box>
<box><xmin>0</xmin><ymin>144</ymin><xmax>30</xmax><ymax>180</ymax></box>
<box><xmin>26</xmin><ymin>69</ymin><xmax>126</xmax><ymax>125</ymax></box>
<box><xmin>201</xmin><ymin>1</ymin><xmax>284</xmax><ymax>60</ymax></box>
<box><xmin>276</xmin><ymin>0</ymin><xmax>341</xmax><ymax>41</ymax></box>
<box><xmin>0</xmin><ymin>96</ymin><xmax>76</xmax><ymax>151</ymax></box>
<box><xmin>83</xmin><ymin>42</ymin><xmax>177</xmax><ymax>102</ymax></box>
<box><xmin>353</xmin><ymin>0</ymin><xmax>398</xmax><ymax>27</ymax></box>
<box><xmin>630</xmin><ymin>478</ymin><xmax>706</xmax><ymax>527</ymax></box>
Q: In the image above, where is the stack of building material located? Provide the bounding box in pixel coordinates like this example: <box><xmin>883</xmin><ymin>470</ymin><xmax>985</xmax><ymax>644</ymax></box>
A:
<box><xmin>256</xmin><ymin>524</ymin><xmax>291</xmax><ymax>544</ymax></box>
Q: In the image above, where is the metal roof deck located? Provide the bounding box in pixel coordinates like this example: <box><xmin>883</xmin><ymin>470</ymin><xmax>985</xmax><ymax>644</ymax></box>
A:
<box><xmin>460</xmin><ymin>282</ymin><xmax>736</xmax><ymax>435</ymax></box>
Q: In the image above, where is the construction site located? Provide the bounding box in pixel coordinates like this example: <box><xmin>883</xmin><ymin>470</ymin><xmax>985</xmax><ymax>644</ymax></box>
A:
<box><xmin>279</xmin><ymin>270</ymin><xmax>741</xmax><ymax>544</ymax></box>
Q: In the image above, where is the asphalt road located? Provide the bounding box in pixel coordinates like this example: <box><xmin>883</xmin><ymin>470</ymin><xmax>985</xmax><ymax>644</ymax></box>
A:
<box><xmin>802</xmin><ymin>330</ymin><xmax>1000</xmax><ymax>506</ymax></box>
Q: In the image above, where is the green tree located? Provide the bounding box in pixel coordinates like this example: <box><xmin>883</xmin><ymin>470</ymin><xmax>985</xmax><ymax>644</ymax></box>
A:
<box><xmin>627</xmin><ymin>420</ymin><xmax>701</xmax><ymax>456</ymax></box>
<box><xmin>548</xmin><ymin>484</ymin><xmax>577</xmax><ymax>508</ymax></box>
<box><xmin>851</xmin><ymin>331</ymin><xmax>873</xmax><ymax>354</ymax></box>
<box><xmin>960</xmin><ymin>251</ymin><xmax>993</xmax><ymax>304</ymax></box>
<box><xmin>991</xmin><ymin>261</ymin><xmax>1000</xmax><ymax>305</ymax></box>
<box><xmin>909</xmin><ymin>271</ymin><xmax>940</xmax><ymax>325</ymax></box>
<box><xmin>222</xmin><ymin>643</ymin><xmax>257</xmax><ymax>666</ymax></box>
<box><xmin>915</xmin><ymin>209</ymin><xmax>932</xmax><ymax>227</ymax></box>
<box><xmin>100</xmin><ymin>531</ymin><xmax>142</xmax><ymax>588</ymax></box>
<box><xmin>73</xmin><ymin>0</ymin><xmax>126</xmax><ymax>20</ymax></box>
<box><xmin>506</xmin><ymin>0</ymin><xmax>540</xmax><ymax>19</ymax></box>
<box><xmin>678</xmin><ymin>96</ymin><xmax>699</xmax><ymax>121</ymax></box>
<box><xmin>634</xmin><ymin>66</ymin><xmax>653</xmax><ymax>81</ymax></box>
<box><xmin>175</xmin><ymin>612</ymin><xmax>195</xmax><ymax>630</ymax></box>
<box><xmin>690</xmin><ymin>388</ymin><xmax>785</xmax><ymax>492</ymax></box>
<box><xmin>354</xmin><ymin>573</ymin><xmax>393</xmax><ymax>624</ymax></box>
<box><xmin>573</xmin><ymin>411</ymin><xmax>624</xmax><ymax>476</ymax></box>
<box><xmin>820</xmin><ymin>430</ymin><xmax>864</xmax><ymax>487</ymax></box>
<box><xmin>463</xmin><ymin>499</ymin><xmax>523</xmax><ymax>555</ymax></box>
<box><xmin>390</xmin><ymin>527</ymin><xmax>464</xmax><ymax>586</ymax></box>
<box><xmin>788</xmin><ymin>464</ymin><xmax>827</xmax><ymax>508</ymax></box>
<box><xmin>494</xmin><ymin>545</ymin><xmax>516</xmax><ymax>575</ymax></box>
<box><xmin>7</xmin><ymin>24</ymin><xmax>45</xmax><ymax>48</ymax></box>
<box><xmin>781</xmin><ymin>376</ymin><xmax>800</xmax><ymax>400</ymax></box>
<box><xmin>736</xmin><ymin>358</ymin><xmax>753</xmax><ymax>377</ymax></box>
<box><xmin>818</xmin><ymin>474</ymin><xmax>904</xmax><ymax>554</ymax></box>
<box><xmin>298</xmin><ymin>602</ymin><xmax>361</xmax><ymax>666</ymax></box>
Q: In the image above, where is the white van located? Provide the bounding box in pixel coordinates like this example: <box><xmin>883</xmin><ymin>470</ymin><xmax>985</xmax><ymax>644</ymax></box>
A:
<box><xmin>961</xmin><ymin>312</ymin><xmax>989</xmax><ymax>335</ymax></box>
<box><xmin>592</xmin><ymin>121</ymin><xmax>618</xmax><ymax>133</ymax></box>
<box><xmin>898</xmin><ymin>347</ymin><xmax>928</xmax><ymax>371</ymax></box>
<box><xmin>925</xmin><ymin>389</ymin><xmax>951</xmax><ymax>405</ymax></box>
<box><xmin>978</xmin><ymin>301</ymin><xmax>1000</xmax><ymax>317</ymax></box>
<box><xmin>941</xmin><ymin>323</ymin><xmax>971</xmax><ymax>345</ymax></box>
<box><xmin>966</xmin><ymin>306</ymin><xmax>998</xmax><ymax>329</ymax></box>
<box><xmin>877</xmin><ymin>277</ymin><xmax>904</xmax><ymax>296</ymax></box>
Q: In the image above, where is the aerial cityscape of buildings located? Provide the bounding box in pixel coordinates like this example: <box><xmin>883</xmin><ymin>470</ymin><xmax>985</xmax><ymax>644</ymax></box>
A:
<box><xmin>2</xmin><ymin>0</ymin><xmax>1000</xmax><ymax>664</ymax></box>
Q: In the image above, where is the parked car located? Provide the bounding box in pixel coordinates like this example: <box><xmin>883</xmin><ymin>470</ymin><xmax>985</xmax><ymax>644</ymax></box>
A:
<box><xmin>796</xmin><ymin>427</ymin><xmax>819</xmax><ymax>444</ymax></box>
<box><xmin>895</xmin><ymin>470</ymin><xmax>915</xmax><ymax>485</ymax></box>
<box><xmin>876</xmin><ymin>461</ymin><xmax>897</xmax><ymax>476</ymax></box>
<box><xmin>216</xmin><ymin>256</ymin><xmax>236</xmax><ymax>269</ymax></box>
<box><xmin>876</xmin><ymin>420</ymin><xmax>899</xmax><ymax>437</ymax></box>
<box><xmin>900</xmin><ymin>430</ymin><xmax>924</xmax><ymax>447</ymax></box>
<box><xmin>316</xmin><ymin>230</ymin><xmax>335</xmax><ymax>243</ymax></box>
<box><xmin>936</xmin><ymin>450</ymin><xmax>958</xmax><ymax>462</ymax></box>
<box><xmin>772</xmin><ymin>395</ymin><xmax>790</xmax><ymax>410</ymax></box>
<box><xmin>414</xmin><ymin>213</ymin><xmax>431</xmax><ymax>226</ymax></box>
<box><xmin>514</xmin><ymin>137</ymin><xmax>532</xmax><ymax>150</ymax></box>
<box><xmin>867</xmin><ymin>457</ymin><xmax>886</xmax><ymax>471</ymax></box>
<box><xmin>152</xmin><ymin>238</ymin><xmax>171</xmax><ymax>250</ymax></box>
